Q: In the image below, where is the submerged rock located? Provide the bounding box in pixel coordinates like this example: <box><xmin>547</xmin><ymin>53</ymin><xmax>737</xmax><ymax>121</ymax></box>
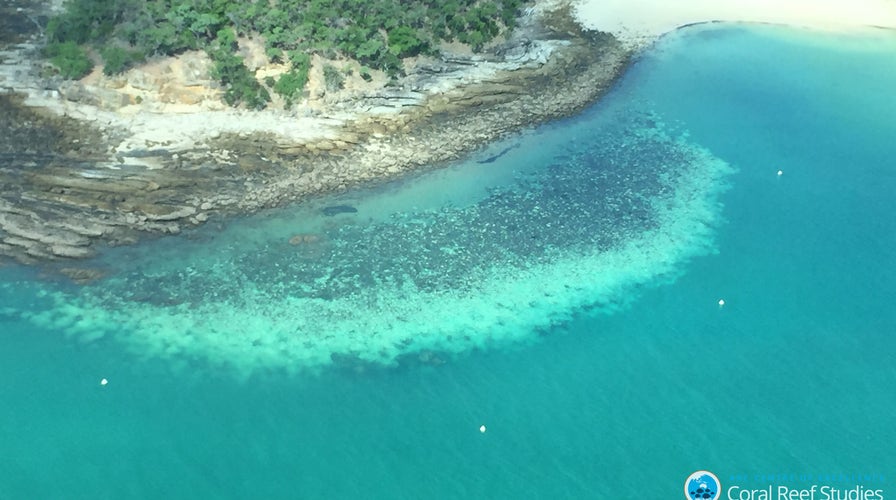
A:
<box><xmin>58</xmin><ymin>267</ymin><xmax>106</xmax><ymax>284</ymax></box>
<box><xmin>321</xmin><ymin>205</ymin><xmax>358</xmax><ymax>216</ymax></box>
<box><xmin>289</xmin><ymin>234</ymin><xmax>320</xmax><ymax>245</ymax></box>
<box><xmin>21</xmin><ymin>118</ymin><xmax>734</xmax><ymax>375</ymax></box>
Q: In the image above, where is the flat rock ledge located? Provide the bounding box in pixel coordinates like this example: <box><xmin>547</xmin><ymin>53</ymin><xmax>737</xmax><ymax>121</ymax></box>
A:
<box><xmin>0</xmin><ymin>12</ymin><xmax>630</xmax><ymax>272</ymax></box>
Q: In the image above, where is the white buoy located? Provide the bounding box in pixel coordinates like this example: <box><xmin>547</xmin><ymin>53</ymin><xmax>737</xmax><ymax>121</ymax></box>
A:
<box><xmin>777</xmin><ymin>170</ymin><xmax>783</xmax><ymax>176</ymax></box>
<box><xmin>718</xmin><ymin>299</ymin><xmax>725</xmax><ymax>307</ymax></box>
<box><xmin>479</xmin><ymin>425</ymin><xmax>487</xmax><ymax>433</ymax></box>
<box><xmin>100</xmin><ymin>378</ymin><xmax>108</xmax><ymax>386</ymax></box>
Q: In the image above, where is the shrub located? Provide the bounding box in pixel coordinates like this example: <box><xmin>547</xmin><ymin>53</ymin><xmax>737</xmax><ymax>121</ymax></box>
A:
<box><xmin>359</xmin><ymin>66</ymin><xmax>372</xmax><ymax>82</ymax></box>
<box><xmin>387</xmin><ymin>27</ymin><xmax>430</xmax><ymax>58</ymax></box>
<box><xmin>265</xmin><ymin>46</ymin><xmax>284</xmax><ymax>63</ymax></box>
<box><xmin>274</xmin><ymin>53</ymin><xmax>311</xmax><ymax>107</ymax></box>
<box><xmin>44</xmin><ymin>42</ymin><xmax>94</xmax><ymax>79</ymax></box>
<box><xmin>322</xmin><ymin>64</ymin><xmax>344</xmax><ymax>93</ymax></box>
<box><xmin>501</xmin><ymin>0</ymin><xmax>523</xmax><ymax>28</ymax></box>
<box><xmin>100</xmin><ymin>46</ymin><xmax>143</xmax><ymax>75</ymax></box>
<box><xmin>210</xmin><ymin>49</ymin><xmax>270</xmax><ymax>110</ymax></box>
<box><xmin>45</xmin><ymin>0</ymin><xmax>132</xmax><ymax>44</ymax></box>
<box><xmin>355</xmin><ymin>38</ymin><xmax>385</xmax><ymax>64</ymax></box>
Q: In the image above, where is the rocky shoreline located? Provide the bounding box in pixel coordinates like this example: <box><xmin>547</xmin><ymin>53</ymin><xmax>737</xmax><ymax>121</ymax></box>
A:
<box><xmin>0</xmin><ymin>2</ymin><xmax>631</xmax><ymax>272</ymax></box>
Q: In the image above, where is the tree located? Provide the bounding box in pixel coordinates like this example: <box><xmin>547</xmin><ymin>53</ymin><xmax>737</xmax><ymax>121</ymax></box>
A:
<box><xmin>41</xmin><ymin>0</ymin><xmax>527</xmax><ymax>101</ymax></box>
<box><xmin>387</xmin><ymin>27</ymin><xmax>429</xmax><ymax>58</ymax></box>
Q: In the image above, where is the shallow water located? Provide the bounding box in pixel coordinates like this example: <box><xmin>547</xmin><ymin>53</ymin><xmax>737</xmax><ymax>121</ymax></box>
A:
<box><xmin>1</xmin><ymin>24</ymin><xmax>894</xmax><ymax>498</ymax></box>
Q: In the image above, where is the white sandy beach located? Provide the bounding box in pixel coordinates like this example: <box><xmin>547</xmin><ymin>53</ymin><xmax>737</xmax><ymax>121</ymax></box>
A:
<box><xmin>573</xmin><ymin>0</ymin><xmax>896</xmax><ymax>46</ymax></box>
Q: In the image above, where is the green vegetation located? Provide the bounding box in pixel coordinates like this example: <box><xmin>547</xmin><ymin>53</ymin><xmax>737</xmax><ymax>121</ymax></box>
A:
<box><xmin>43</xmin><ymin>41</ymin><xmax>94</xmax><ymax>79</ymax></box>
<box><xmin>359</xmin><ymin>66</ymin><xmax>373</xmax><ymax>82</ymax></box>
<box><xmin>209</xmin><ymin>28</ymin><xmax>270</xmax><ymax>109</ymax></box>
<box><xmin>322</xmin><ymin>64</ymin><xmax>344</xmax><ymax>93</ymax></box>
<box><xmin>42</xmin><ymin>0</ymin><xmax>526</xmax><ymax>108</ymax></box>
<box><xmin>273</xmin><ymin>52</ymin><xmax>310</xmax><ymax>108</ymax></box>
<box><xmin>99</xmin><ymin>46</ymin><xmax>144</xmax><ymax>75</ymax></box>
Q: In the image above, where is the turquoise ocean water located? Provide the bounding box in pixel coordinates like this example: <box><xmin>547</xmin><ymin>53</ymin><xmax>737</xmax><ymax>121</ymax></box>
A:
<box><xmin>1</xmin><ymin>24</ymin><xmax>894</xmax><ymax>498</ymax></box>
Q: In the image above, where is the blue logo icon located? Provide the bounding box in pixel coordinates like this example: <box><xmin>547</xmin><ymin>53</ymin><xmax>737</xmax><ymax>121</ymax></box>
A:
<box><xmin>685</xmin><ymin>471</ymin><xmax>721</xmax><ymax>500</ymax></box>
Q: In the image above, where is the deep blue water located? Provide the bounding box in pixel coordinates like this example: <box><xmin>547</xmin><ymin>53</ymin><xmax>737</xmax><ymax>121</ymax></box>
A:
<box><xmin>1</xmin><ymin>24</ymin><xmax>894</xmax><ymax>498</ymax></box>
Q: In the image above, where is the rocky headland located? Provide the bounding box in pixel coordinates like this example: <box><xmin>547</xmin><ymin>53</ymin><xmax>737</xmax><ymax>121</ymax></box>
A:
<box><xmin>0</xmin><ymin>0</ymin><xmax>631</xmax><ymax>273</ymax></box>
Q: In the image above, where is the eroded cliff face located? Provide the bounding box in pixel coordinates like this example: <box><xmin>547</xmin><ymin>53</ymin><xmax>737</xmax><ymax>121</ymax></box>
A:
<box><xmin>0</xmin><ymin>2</ymin><xmax>630</xmax><ymax>270</ymax></box>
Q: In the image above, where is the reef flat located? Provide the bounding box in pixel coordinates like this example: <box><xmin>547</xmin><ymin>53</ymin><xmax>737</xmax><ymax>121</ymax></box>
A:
<box><xmin>3</xmin><ymin>112</ymin><xmax>734</xmax><ymax>376</ymax></box>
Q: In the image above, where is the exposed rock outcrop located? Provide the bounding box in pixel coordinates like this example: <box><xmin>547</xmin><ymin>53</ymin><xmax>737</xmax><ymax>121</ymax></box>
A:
<box><xmin>0</xmin><ymin>4</ymin><xmax>631</xmax><ymax>268</ymax></box>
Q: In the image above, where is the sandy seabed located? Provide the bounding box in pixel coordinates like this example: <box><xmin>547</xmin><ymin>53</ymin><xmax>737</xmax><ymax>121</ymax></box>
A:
<box><xmin>573</xmin><ymin>0</ymin><xmax>896</xmax><ymax>47</ymax></box>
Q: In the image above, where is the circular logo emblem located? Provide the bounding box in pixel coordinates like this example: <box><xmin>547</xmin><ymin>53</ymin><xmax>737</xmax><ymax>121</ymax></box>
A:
<box><xmin>685</xmin><ymin>470</ymin><xmax>721</xmax><ymax>500</ymax></box>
